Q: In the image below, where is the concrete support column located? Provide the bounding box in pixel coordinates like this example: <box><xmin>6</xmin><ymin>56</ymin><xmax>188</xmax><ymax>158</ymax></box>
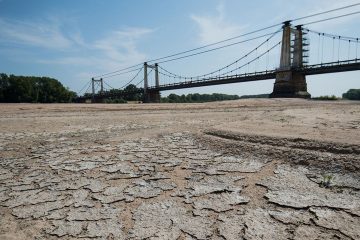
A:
<box><xmin>143</xmin><ymin>62</ymin><xmax>149</xmax><ymax>103</ymax></box>
<box><xmin>155</xmin><ymin>63</ymin><xmax>159</xmax><ymax>87</ymax></box>
<box><xmin>279</xmin><ymin>21</ymin><xmax>292</xmax><ymax>69</ymax></box>
<box><xmin>91</xmin><ymin>78</ymin><xmax>95</xmax><ymax>102</ymax></box>
<box><xmin>100</xmin><ymin>78</ymin><xmax>104</xmax><ymax>94</ymax></box>
<box><xmin>292</xmin><ymin>25</ymin><xmax>303</xmax><ymax>68</ymax></box>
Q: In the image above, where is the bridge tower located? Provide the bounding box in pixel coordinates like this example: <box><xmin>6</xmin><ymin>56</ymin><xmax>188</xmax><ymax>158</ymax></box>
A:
<box><xmin>143</xmin><ymin>62</ymin><xmax>161</xmax><ymax>103</ymax></box>
<box><xmin>91</xmin><ymin>78</ymin><xmax>104</xmax><ymax>103</ymax></box>
<box><xmin>270</xmin><ymin>22</ymin><xmax>311</xmax><ymax>98</ymax></box>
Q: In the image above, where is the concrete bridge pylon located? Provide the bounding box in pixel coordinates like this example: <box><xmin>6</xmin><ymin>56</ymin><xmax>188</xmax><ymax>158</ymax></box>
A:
<box><xmin>144</xmin><ymin>62</ymin><xmax>161</xmax><ymax>103</ymax></box>
<box><xmin>270</xmin><ymin>22</ymin><xmax>311</xmax><ymax>98</ymax></box>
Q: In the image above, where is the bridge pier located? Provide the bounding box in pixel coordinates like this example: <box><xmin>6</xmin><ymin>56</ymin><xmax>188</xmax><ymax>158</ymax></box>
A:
<box><xmin>271</xmin><ymin>70</ymin><xmax>310</xmax><ymax>98</ymax></box>
<box><xmin>145</xmin><ymin>90</ymin><xmax>161</xmax><ymax>103</ymax></box>
<box><xmin>270</xmin><ymin>22</ymin><xmax>310</xmax><ymax>98</ymax></box>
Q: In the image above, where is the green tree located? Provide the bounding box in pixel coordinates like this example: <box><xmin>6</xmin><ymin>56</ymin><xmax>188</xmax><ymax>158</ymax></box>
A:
<box><xmin>343</xmin><ymin>89</ymin><xmax>360</xmax><ymax>100</ymax></box>
<box><xmin>0</xmin><ymin>73</ymin><xmax>77</xmax><ymax>103</ymax></box>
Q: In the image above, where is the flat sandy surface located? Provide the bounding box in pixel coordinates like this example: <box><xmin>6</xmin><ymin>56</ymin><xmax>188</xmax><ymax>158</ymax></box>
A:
<box><xmin>0</xmin><ymin>99</ymin><xmax>359</xmax><ymax>239</ymax></box>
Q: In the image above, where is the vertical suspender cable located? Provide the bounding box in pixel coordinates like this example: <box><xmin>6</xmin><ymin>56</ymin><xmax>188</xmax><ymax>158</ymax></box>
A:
<box><xmin>348</xmin><ymin>40</ymin><xmax>351</xmax><ymax>60</ymax></box>
<box><xmin>266</xmin><ymin>40</ymin><xmax>269</xmax><ymax>71</ymax></box>
<box><xmin>338</xmin><ymin>36</ymin><xmax>341</xmax><ymax>62</ymax></box>
<box><xmin>317</xmin><ymin>33</ymin><xmax>321</xmax><ymax>63</ymax></box>
<box><xmin>356</xmin><ymin>38</ymin><xmax>359</xmax><ymax>61</ymax></box>
<box><xmin>321</xmin><ymin>33</ymin><xmax>324</xmax><ymax>64</ymax></box>
<box><xmin>332</xmin><ymin>37</ymin><xmax>335</xmax><ymax>62</ymax></box>
<box><xmin>255</xmin><ymin>48</ymin><xmax>258</xmax><ymax>72</ymax></box>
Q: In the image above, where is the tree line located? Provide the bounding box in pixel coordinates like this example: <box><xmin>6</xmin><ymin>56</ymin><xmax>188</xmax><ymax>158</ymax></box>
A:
<box><xmin>0</xmin><ymin>73</ymin><xmax>76</xmax><ymax>103</ymax></box>
<box><xmin>81</xmin><ymin>84</ymin><xmax>144</xmax><ymax>103</ymax></box>
<box><xmin>1</xmin><ymin>73</ymin><xmax>359</xmax><ymax>103</ymax></box>
<box><xmin>160</xmin><ymin>93</ymin><xmax>240</xmax><ymax>103</ymax></box>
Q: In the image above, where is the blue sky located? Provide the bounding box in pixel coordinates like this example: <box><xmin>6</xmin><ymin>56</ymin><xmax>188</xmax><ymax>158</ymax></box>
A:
<box><xmin>0</xmin><ymin>0</ymin><xmax>359</xmax><ymax>97</ymax></box>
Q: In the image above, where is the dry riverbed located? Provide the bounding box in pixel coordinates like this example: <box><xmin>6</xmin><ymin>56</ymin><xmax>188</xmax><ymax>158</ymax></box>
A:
<box><xmin>0</xmin><ymin>99</ymin><xmax>359</xmax><ymax>239</ymax></box>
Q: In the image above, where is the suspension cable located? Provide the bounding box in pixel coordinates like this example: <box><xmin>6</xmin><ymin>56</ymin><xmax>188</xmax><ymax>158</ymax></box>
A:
<box><xmin>305</xmin><ymin>28</ymin><xmax>359</xmax><ymax>42</ymax></box>
<box><xmin>302</xmin><ymin>11</ymin><xmax>360</xmax><ymax>26</ymax></box>
<box><xmin>78</xmin><ymin>80</ymin><xmax>92</xmax><ymax>95</ymax></box>
<box><xmin>158</xmin><ymin>31</ymin><xmax>281</xmax><ymax>64</ymax></box>
<box><xmin>292</xmin><ymin>3</ymin><xmax>360</xmax><ymax>22</ymax></box>
<box><xmin>103</xmin><ymin>81</ymin><xmax>115</xmax><ymax>90</ymax></box>
<box><xmin>119</xmin><ymin>67</ymin><xmax>143</xmax><ymax>89</ymax></box>
<box><xmin>158</xmin><ymin>29</ymin><xmax>281</xmax><ymax>78</ymax></box>
<box><xmin>93</xmin><ymin>4</ymin><xmax>360</xmax><ymax>79</ymax></box>
<box><xmin>83</xmin><ymin>83</ymin><xmax>92</xmax><ymax>95</ymax></box>
<box><xmin>135</xmin><ymin>69</ymin><xmax>153</xmax><ymax>88</ymax></box>
<box><xmin>101</xmin><ymin>67</ymin><xmax>143</xmax><ymax>79</ymax></box>
<box><xmin>216</xmin><ymin>41</ymin><xmax>281</xmax><ymax>77</ymax></box>
<box><xmin>94</xmin><ymin>63</ymin><xmax>143</xmax><ymax>79</ymax></box>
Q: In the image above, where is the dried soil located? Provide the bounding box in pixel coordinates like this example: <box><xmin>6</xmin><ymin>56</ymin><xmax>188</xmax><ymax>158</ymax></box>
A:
<box><xmin>0</xmin><ymin>99</ymin><xmax>359</xmax><ymax>239</ymax></box>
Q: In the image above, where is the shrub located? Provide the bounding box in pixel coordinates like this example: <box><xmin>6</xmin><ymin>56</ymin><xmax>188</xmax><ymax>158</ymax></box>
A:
<box><xmin>312</xmin><ymin>95</ymin><xmax>338</xmax><ymax>100</ymax></box>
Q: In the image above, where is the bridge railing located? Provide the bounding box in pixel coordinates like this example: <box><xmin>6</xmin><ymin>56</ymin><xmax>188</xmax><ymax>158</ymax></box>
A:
<box><xmin>149</xmin><ymin>69</ymin><xmax>277</xmax><ymax>89</ymax></box>
<box><xmin>302</xmin><ymin>58</ymin><xmax>360</xmax><ymax>69</ymax></box>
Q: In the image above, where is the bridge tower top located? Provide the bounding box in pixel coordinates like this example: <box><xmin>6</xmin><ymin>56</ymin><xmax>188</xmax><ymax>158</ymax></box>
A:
<box><xmin>279</xmin><ymin>22</ymin><xmax>308</xmax><ymax>70</ymax></box>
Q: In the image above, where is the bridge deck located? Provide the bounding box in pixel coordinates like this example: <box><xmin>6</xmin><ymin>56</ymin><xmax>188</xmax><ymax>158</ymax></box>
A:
<box><xmin>81</xmin><ymin>60</ymin><xmax>360</xmax><ymax>100</ymax></box>
<box><xmin>149</xmin><ymin>59</ymin><xmax>360</xmax><ymax>91</ymax></box>
<box><xmin>149</xmin><ymin>71</ymin><xmax>276</xmax><ymax>91</ymax></box>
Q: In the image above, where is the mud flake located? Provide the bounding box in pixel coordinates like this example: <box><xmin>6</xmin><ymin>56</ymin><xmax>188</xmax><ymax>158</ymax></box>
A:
<box><xmin>6</xmin><ymin>189</ymin><xmax>64</xmax><ymax>208</ymax></box>
<box><xmin>294</xmin><ymin>225</ymin><xmax>351</xmax><ymax>240</ymax></box>
<box><xmin>130</xmin><ymin>200</ymin><xmax>214</xmax><ymax>240</ymax></box>
<box><xmin>243</xmin><ymin>209</ymin><xmax>291</xmax><ymax>240</ymax></box>
<box><xmin>100</xmin><ymin>161</ymin><xmax>135</xmax><ymax>174</ymax></box>
<box><xmin>67</xmin><ymin>206</ymin><xmax>121</xmax><ymax>221</ymax></box>
<box><xmin>259</xmin><ymin>165</ymin><xmax>360</xmax><ymax>215</ymax></box>
<box><xmin>12</xmin><ymin>199</ymin><xmax>72</xmax><ymax>219</ymax></box>
<box><xmin>310</xmin><ymin>207</ymin><xmax>360</xmax><ymax>239</ymax></box>
<box><xmin>72</xmin><ymin>189</ymin><xmax>94</xmax><ymax>207</ymax></box>
<box><xmin>92</xmin><ymin>185</ymin><xmax>128</xmax><ymax>204</ymax></box>
<box><xmin>47</xmin><ymin>220</ymin><xmax>84</xmax><ymax>237</ymax></box>
<box><xmin>218</xmin><ymin>212</ymin><xmax>246</xmax><ymax>240</ymax></box>
<box><xmin>269</xmin><ymin>209</ymin><xmax>312</xmax><ymax>225</ymax></box>
<box><xmin>83</xmin><ymin>220</ymin><xmax>125</xmax><ymax>239</ymax></box>
<box><xmin>192</xmin><ymin>191</ymin><xmax>249</xmax><ymax>212</ymax></box>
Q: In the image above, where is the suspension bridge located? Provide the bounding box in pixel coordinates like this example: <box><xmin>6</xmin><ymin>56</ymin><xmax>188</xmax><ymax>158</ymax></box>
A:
<box><xmin>77</xmin><ymin>8</ymin><xmax>360</xmax><ymax>103</ymax></box>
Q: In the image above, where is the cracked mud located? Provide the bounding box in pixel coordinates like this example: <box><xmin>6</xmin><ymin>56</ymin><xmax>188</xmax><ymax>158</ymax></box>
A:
<box><xmin>0</xmin><ymin>100</ymin><xmax>359</xmax><ymax>239</ymax></box>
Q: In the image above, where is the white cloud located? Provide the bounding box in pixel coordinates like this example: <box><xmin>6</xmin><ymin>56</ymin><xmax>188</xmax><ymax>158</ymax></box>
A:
<box><xmin>38</xmin><ymin>27</ymin><xmax>154</xmax><ymax>75</ymax></box>
<box><xmin>0</xmin><ymin>18</ymin><xmax>72</xmax><ymax>49</ymax></box>
<box><xmin>0</xmin><ymin>16</ymin><xmax>154</xmax><ymax>78</ymax></box>
<box><xmin>190</xmin><ymin>2</ymin><xmax>244</xmax><ymax>45</ymax></box>
<box><xmin>93</xmin><ymin>27</ymin><xmax>153</xmax><ymax>67</ymax></box>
